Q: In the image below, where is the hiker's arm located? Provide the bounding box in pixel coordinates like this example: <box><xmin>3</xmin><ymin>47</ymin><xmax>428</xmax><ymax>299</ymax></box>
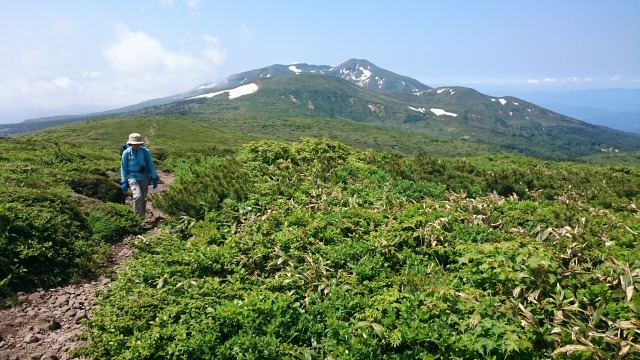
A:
<box><xmin>120</xmin><ymin>150</ymin><xmax>128</xmax><ymax>183</ymax></box>
<box><xmin>146</xmin><ymin>149</ymin><xmax>157</xmax><ymax>179</ymax></box>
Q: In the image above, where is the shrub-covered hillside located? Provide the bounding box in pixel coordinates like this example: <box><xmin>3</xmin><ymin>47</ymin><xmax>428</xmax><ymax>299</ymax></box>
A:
<box><xmin>78</xmin><ymin>138</ymin><xmax>639</xmax><ymax>359</ymax></box>
<box><xmin>0</xmin><ymin>137</ymin><xmax>142</xmax><ymax>298</ymax></box>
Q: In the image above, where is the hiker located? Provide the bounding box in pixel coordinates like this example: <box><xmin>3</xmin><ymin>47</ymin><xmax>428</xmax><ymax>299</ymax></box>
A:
<box><xmin>121</xmin><ymin>133</ymin><xmax>158</xmax><ymax>218</ymax></box>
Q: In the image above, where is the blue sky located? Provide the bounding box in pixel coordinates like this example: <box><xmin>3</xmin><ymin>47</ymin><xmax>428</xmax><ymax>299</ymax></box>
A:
<box><xmin>1</xmin><ymin>0</ymin><xmax>639</xmax><ymax>123</ymax></box>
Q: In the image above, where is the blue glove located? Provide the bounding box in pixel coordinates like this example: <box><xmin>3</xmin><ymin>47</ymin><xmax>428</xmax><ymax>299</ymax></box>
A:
<box><xmin>152</xmin><ymin>177</ymin><xmax>158</xmax><ymax>189</ymax></box>
<box><xmin>122</xmin><ymin>180</ymin><xmax>128</xmax><ymax>190</ymax></box>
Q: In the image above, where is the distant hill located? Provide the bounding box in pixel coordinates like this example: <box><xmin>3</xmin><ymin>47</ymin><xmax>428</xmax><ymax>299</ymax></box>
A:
<box><xmin>584</xmin><ymin>111</ymin><xmax>640</xmax><ymax>134</ymax></box>
<box><xmin>514</xmin><ymin>89</ymin><xmax>640</xmax><ymax>134</ymax></box>
<box><xmin>6</xmin><ymin>59</ymin><xmax>640</xmax><ymax>160</ymax></box>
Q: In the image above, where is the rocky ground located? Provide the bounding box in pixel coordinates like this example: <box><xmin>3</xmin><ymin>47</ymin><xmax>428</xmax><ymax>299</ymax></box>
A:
<box><xmin>0</xmin><ymin>171</ymin><xmax>173</xmax><ymax>360</ymax></box>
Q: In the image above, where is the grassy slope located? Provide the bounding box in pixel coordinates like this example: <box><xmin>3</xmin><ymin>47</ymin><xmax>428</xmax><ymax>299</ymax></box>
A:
<box><xmin>22</xmin><ymin>114</ymin><xmax>505</xmax><ymax>159</ymax></box>
<box><xmin>22</xmin><ymin>116</ymin><xmax>257</xmax><ymax>153</ymax></box>
<box><xmin>6</xmin><ymin>113</ymin><xmax>640</xmax><ymax>358</ymax></box>
<box><xmin>580</xmin><ymin>149</ymin><xmax>640</xmax><ymax>167</ymax></box>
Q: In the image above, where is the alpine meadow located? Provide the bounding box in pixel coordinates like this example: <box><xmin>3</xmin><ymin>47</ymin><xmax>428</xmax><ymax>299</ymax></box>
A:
<box><xmin>1</xmin><ymin>59</ymin><xmax>639</xmax><ymax>360</ymax></box>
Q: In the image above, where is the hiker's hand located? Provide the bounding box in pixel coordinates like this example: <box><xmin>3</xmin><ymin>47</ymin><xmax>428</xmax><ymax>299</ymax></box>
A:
<box><xmin>122</xmin><ymin>181</ymin><xmax>128</xmax><ymax>190</ymax></box>
<box><xmin>152</xmin><ymin>177</ymin><xmax>158</xmax><ymax>189</ymax></box>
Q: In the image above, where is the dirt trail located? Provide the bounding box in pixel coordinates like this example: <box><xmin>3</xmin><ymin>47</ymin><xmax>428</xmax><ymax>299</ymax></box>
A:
<box><xmin>0</xmin><ymin>170</ymin><xmax>174</xmax><ymax>360</ymax></box>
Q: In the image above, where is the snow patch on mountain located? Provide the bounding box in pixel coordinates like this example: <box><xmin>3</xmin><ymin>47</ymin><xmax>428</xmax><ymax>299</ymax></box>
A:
<box><xmin>408</xmin><ymin>106</ymin><xmax>426</xmax><ymax>113</ymax></box>
<box><xmin>407</xmin><ymin>106</ymin><xmax>458</xmax><ymax>117</ymax></box>
<box><xmin>289</xmin><ymin>65</ymin><xmax>302</xmax><ymax>74</ymax></box>
<box><xmin>430</xmin><ymin>108</ymin><xmax>458</xmax><ymax>117</ymax></box>
<box><xmin>188</xmin><ymin>83</ymin><xmax>259</xmax><ymax>100</ymax></box>
<box><xmin>491</xmin><ymin>98</ymin><xmax>508</xmax><ymax>105</ymax></box>
<box><xmin>356</xmin><ymin>68</ymin><xmax>372</xmax><ymax>83</ymax></box>
<box><xmin>436</xmin><ymin>88</ymin><xmax>456</xmax><ymax>95</ymax></box>
<box><xmin>340</xmin><ymin>66</ymin><xmax>373</xmax><ymax>86</ymax></box>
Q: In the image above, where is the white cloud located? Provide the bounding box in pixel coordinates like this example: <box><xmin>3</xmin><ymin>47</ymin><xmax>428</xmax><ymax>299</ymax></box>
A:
<box><xmin>82</xmin><ymin>71</ymin><xmax>103</xmax><ymax>79</ymax></box>
<box><xmin>203</xmin><ymin>35</ymin><xmax>227</xmax><ymax>65</ymax></box>
<box><xmin>160</xmin><ymin>0</ymin><xmax>200</xmax><ymax>8</ymax></box>
<box><xmin>241</xmin><ymin>25</ymin><xmax>253</xmax><ymax>42</ymax></box>
<box><xmin>527</xmin><ymin>76</ymin><xmax>602</xmax><ymax>86</ymax></box>
<box><xmin>513</xmin><ymin>74</ymin><xmax>640</xmax><ymax>92</ymax></box>
<box><xmin>102</xmin><ymin>23</ymin><xmax>226</xmax><ymax>86</ymax></box>
<box><xmin>0</xmin><ymin>23</ymin><xmax>227</xmax><ymax>122</ymax></box>
<box><xmin>103</xmin><ymin>24</ymin><xmax>167</xmax><ymax>74</ymax></box>
<box><xmin>52</xmin><ymin>77</ymin><xmax>74</xmax><ymax>89</ymax></box>
<box><xmin>185</xmin><ymin>0</ymin><xmax>201</xmax><ymax>8</ymax></box>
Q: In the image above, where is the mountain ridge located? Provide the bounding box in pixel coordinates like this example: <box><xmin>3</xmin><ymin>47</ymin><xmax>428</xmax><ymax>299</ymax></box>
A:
<box><xmin>131</xmin><ymin>72</ymin><xmax>640</xmax><ymax>159</ymax></box>
<box><xmin>6</xmin><ymin>58</ymin><xmax>640</xmax><ymax>160</ymax></box>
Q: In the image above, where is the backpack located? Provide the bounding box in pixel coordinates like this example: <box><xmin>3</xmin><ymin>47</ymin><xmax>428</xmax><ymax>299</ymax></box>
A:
<box><xmin>120</xmin><ymin>143</ymin><xmax>129</xmax><ymax>155</ymax></box>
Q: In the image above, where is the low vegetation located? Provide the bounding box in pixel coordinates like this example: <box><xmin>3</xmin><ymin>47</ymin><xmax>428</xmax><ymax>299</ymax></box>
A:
<box><xmin>22</xmin><ymin>114</ymin><xmax>505</xmax><ymax>159</ymax></box>
<box><xmin>3</xmin><ymin>111</ymin><xmax>640</xmax><ymax>358</ymax></box>
<box><xmin>70</xmin><ymin>138</ymin><xmax>638</xmax><ymax>359</ymax></box>
<box><xmin>0</xmin><ymin>137</ymin><xmax>142</xmax><ymax>298</ymax></box>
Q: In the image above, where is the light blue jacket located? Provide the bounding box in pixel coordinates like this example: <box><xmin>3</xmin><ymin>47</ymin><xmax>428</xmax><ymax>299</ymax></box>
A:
<box><xmin>121</xmin><ymin>145</ymin><xmax>157</xmax><ymax>182</ymax></box>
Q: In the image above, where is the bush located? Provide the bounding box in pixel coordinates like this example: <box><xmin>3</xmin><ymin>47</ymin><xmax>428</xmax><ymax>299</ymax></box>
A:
<box><xmin>0</xmin><ymin>187</ymin><xmax>94</xmax><ymax>297</ymax></box>
<box><xmin>153</xmin><ymin>157</ymin><xmax>252</xmax><ymax>219</ymax></box>
<box><xmin>89</xmin><ymin>202</ymin><xmax>142</xmax><ymax>244</ymax></box>
<box><xmin>63</xmin><ymin>139</ymin><xmax>640</xmax><ymax>359</ymax></box>
<box><xmin>66</xmin><ymin>174</ymin><xmax>127</xmax><ymax>203</ymax></box>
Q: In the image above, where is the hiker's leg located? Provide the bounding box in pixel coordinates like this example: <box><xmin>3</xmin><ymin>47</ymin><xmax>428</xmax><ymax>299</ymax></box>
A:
<box><xmin>128</xmin><ymin>179</ymin><xmax>149</xmax><ymax>218</ymax></box>
<box><xmin>139</xmin><ymin>179</ymin><xmax>149</xmax><ymax>216</ymax></box>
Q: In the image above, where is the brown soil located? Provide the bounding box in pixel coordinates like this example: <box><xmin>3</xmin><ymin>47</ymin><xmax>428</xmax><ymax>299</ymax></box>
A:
<box><xmin>0</xmin><ymin>170</ymin><xmax>174</xmax><ymax>360</ymax></box>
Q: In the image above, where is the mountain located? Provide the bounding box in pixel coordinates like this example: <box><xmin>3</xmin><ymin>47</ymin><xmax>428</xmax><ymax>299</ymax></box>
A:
<box><xmin>17</xmin><ymin>59</ymin><xmax>427</xmax><ymax>127</ymax></box>
<box><xmin>513</xmin><ymin>89</ymin><xmax>640</xmax><ymax>134</ymax></box>
<box><xmin>196</xmin><ymin>59</ymin><xmax>432</xmax><ymax>95</ymax></box>
<box><xmin>134</xmin><ymin>72</ymin><xmax>640</xmax><ymax>159</ymax></box>
<box><xmin>584</xmin><ymin>111</ymin><xmax>640</xmax><ymax>134</ymax></box>
<box><xmin>6</xmin><ymin>59</ymin><xmax>640</xmax><ymax>160</ymax></box>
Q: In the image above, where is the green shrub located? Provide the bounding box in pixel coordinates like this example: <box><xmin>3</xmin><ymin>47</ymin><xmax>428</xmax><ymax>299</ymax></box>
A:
<box><xmin>66</xmin><ymin>175</ymin><xmax>127</xmax><ymax>203</ymax></box>
<box><xmin>57</xmin><ymin>139</ymin><xmax>640</xmax><ymax>359</ymax></box>
<box><xmin>0</xmin><ymin>137</ymin><xmax>153</xmax><ymax>299</ymax></box>
<box><xmin>88</xmin><ymin>202</ymin><xmax>142</xmax><ymax>243</ymax></box>
<box><xmin>0</xmin><ymin>187</ymin><xmax>94</xmax><ymax>297</ymax></box>
<box><xmin>152</xmin><ymin>157</ymin><xmax>252</xmax><ymax>219</ymax></box>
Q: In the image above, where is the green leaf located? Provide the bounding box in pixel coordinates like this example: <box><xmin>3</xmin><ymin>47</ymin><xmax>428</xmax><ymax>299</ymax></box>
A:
<box><xmin>353</xmin><ymin>321</ymin><xmax>371</xmax><ymax>330</ymax></box>
<box><xmin>157</xmin><ymin>274</ymin><xmax>168</xmax><ymax>289</ymax></box>
<box><xmin>370</xmin><ymin>323</ymin><xmax>385</xmax><ymax>339</ymax></box>
<box><xmin>591</xmin><ymin>302</ymin><xmax>605</xmax><ymax>324</ymax></box>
